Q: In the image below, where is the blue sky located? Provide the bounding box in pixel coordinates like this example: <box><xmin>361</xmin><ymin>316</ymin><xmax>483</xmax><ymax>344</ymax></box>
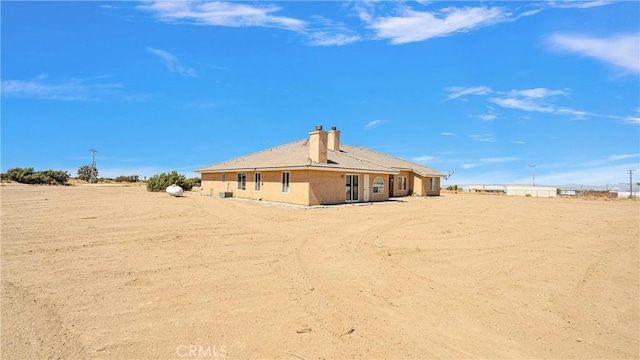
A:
<box><xmin>2</xmin><ymin>1</ymin><xmax>639</xmax><ymax>186</ymax></box>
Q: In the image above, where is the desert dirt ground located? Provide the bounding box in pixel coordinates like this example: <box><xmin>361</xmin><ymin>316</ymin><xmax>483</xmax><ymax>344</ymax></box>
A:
<box><xmin>1</xmin><ymin>183</ymin><xmax>638</xmax><ymax>359</ymax></box>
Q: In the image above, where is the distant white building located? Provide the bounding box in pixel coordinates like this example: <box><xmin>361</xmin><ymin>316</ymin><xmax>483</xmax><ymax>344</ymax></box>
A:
<box><xmin>506</xmin><ymin>185</ymin><xmax>557</xmax><ymax>198</ymax></box>
<box><xmin>617</xmin><ymin>191</ymin><xmax>640</xmax><ymax>198</ymax></box>
<box><xmin>462</xmin><ymin>185</ymin><xmax>506</xmax><ymax>193</ymax></box>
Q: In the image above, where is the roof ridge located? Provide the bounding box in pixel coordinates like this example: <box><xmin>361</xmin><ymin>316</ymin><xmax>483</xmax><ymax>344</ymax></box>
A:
<box><xmin>332</xmin><ymin>147</ymin><xmax>397</xmax><ymax>172</ymax></box>
<box><xmin>341</xmin><ymin>144</ymin><xmax>443</xmax><ymax>176</ymax></box>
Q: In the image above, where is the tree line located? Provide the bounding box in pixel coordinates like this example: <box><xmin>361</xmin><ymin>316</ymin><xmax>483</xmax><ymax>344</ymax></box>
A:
<box><xmin>1</xmin><ymin>166</ymin><xmax>199</xmax><ymax>192</ymax></box>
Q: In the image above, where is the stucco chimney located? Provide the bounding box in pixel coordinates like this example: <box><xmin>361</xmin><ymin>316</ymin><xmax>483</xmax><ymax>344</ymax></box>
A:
<box><xmin>309</xmin><ymin>125</ymin><xmax>328</xmax><ymax>163</ymax></box>
<box><xmin>328</xmin><ymin>126</ymin><xmax>340</xmax><ymax>151</ymax></box>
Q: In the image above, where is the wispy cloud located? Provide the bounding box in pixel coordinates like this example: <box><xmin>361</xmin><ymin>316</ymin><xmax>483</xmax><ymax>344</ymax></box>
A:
<box><xmin>478</xmin><ymin>113</ymin><xmax>498</xmax><ymax>121</ymax></box>
<box><xmin>307</xmin><ymin>32</ymin><xmax>360</xmax><ymax>46</ymax></box>
<box><xmin>511</xmin><ymin>140</ymin><xmax>526</xmax><ymax>145</ymax></box>
<box><xmin>364</xmin><ymin>120</ymin><xmax>386</xmax><ymax>130</ymax></box>
<box><xmin>547</xmin><ymin>1</ymin><xmax>612</xmax><ymax>9</ymax></box>
<box><xmin>445</xmin><ymin>85</ymin><xmax>635</xmax><ymax>123</ymax></box>
<box><xmin>461</xmin><ymin>163</ymin><xmax>480</xmax><ymax>169</ymax></box>
<box><xmin>608</xmin><ymin>154</ymin><xmax>639</xmax><ymax>161</ymax></box>
<box><xmin>146</xmin><ymin>47</ymin><xmax>196</xmax><ymax>77</ymax></box>
<box><xmin>1</xmin><ymin>75</ymin><xmax>123</xmax><ymax>101</ymax></box>
<box><xmin>306</xmin><ymin>15</ymin><xmax>360</xmax><ymax>46</ymax></box>
<box><xmin>469</xmin><ymin>134</ymin><xmax>494</xmax><ymax>143</ymax></box>
<box><xmin>444</xmin><ymin>86</ymin><xmax>492</xmax><ymax>101</ymax></box>
<box><xmin>368</xmin><ymin>6</ymin><xmax>507</xmax><ymax>44</ymax></box>
<box><xmin>441</xmin><ymin>132</ymin><xmax>455</xmax><ymax>136</ymax></box>
<box><xmin>412</xmin><ymin>155</ymin><xmax>437</xmax><ymax>163</ymax></box>
<box><xmin>547</xmin><ymin>33</ymin><xmax>640</xmax><ymax>74</ymax></box>
<box><xmin>480</xmin><ymin>157</ymin><xmax>519</xmax><ymax>164</ymax></box>
<box><xmin>138</xmin><ymin>1</ymin><xmax>305</xmax><ymax>31</ymax></box>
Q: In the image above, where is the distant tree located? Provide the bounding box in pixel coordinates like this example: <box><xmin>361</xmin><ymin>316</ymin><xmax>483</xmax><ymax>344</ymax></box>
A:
<box><xmin>146</xmin><ymin>171</ymin><xmax>193</xmax><ymax>192</ymax></box>
<box><xmin>114</xmin><ymin>175</ymin><xmax>139</xmax><ymax>182</ymax></box>
<box><xmin>77</xmin><ymin>165</ymin><xmax>98</xmax><ymax>183</ymax></box>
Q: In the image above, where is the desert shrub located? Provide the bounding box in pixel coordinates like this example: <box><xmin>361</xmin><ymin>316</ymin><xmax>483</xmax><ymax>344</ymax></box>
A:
<box><xmin>77</xmin><ymin>165</ymin><xmax>98</xmax><ymax>183</ymax></box>
<box><xmin>1</xmin><ymin>167</ymin><xmax>70</xmax><ymax>185</ymax></box>
<box><xmin>114</xmin><ymin>175</ymin><xmax>139</xmax><ymax>182</ymax></box>
<box><xmin>146</xmin><ymin>171</ymin><xmax>193</xmax><ymax>192</ymax></box>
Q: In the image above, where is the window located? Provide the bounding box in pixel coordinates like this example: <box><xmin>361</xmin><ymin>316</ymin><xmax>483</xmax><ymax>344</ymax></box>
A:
<box><xmin>398</xmin><ymin>176</ymin><xmax>407</xmax><ymax>191</ymax></box>
<box><xmin>345</xmin><ymin>174</ymin><xmax>359</xmax><ymax>201</ymax></box>
<box><xmin>237</xmin><ymin>173</ymin><xmax>246</xmax><ymax>190</ymax></box>
<box><xmin>281</xmin><ymin>172</ymin><xmax>290</xmax><ymax>193</ymax></box>
<box><xmin>221</xmin><ymin>173</ymin><xmax>226</xmax><ymax>182</ymax></box>
<box><xmin>254</xmin><ymin>172</ymin><xmax>261</xmax><ymax>191</ymax></box>
<box><xmin>373</xmin><ymin>176</ymin><xmax>384</xmax><ymax>194</ymax></box>
<box><xmin>429</xmin><ymin>177</ymin><xmax>436</xmax><ymax>191</ymax></box>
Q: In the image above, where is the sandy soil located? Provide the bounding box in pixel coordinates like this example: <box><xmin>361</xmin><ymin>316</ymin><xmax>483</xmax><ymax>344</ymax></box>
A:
<box><xmin>1</xmin><ymin>183</ymin><xmax>638</xmax><ymax>359</ymax></box>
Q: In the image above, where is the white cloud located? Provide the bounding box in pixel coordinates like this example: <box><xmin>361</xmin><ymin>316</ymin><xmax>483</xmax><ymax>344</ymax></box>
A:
<box><xmin>461</xmin><ymin>163</ymin><xmax>480</xmax><ymax>169</ymax></box>
<box><xmin>469</xmin><ymin>134</ymin><xmax>494</xmax><ymax>143</ymax></box>
<box><xmin>489</xmin><ymin>97</ymin><xmax>554</xmax><ymax>113</ymax></box>
<box><xmin>308</xmin><ymin>32</ymin><xmax>360</xmax><ymax>46</ymax></box>
<box><xmin>441</xmin><ymin>132</ymin><xmax>454</xmax><ymax>136</ymax></box>
<box><xmin>547</xmin><ymin>33</ymin><xmax>640</xmax><ymax>73</ymax></box>
<box><xmin>1</xmin><ymin>76</ymin><xmax>123</xmax><ymax>101</ymax></box>
<box><xmin>478</xmin><ymin>114</ymin><xmax>498</xmax><ymax>121</ymax></box>
<box><xmin>480</xmin><ymin>157</ymin><xmax>519</xmax><ymax>164</ymax></box>
<box><xmin>138</xmin><ymin>1</ymin><xmax>305</xmax><ymax>31</ymax></box>
<box><xmin>511</xmin><ymin>140</ymin><xmax>526</xmax><ymax>144</ymax></box>
<box><xmin>548</xmin><ymin>1</ymin><xmax>612</xmax><ymax>9</ymax></box>
<box><xmin>146</xmin><ymin>47</ymin><xmax>196</xmax><ymax>77</ymax></box>
<box><xmin>412</xmin><ymin>155</ymin><xmax>437</xmax><ymax>163</ymax></box>
<box><xmin>508</xmin><ymin>88</ymin><xmax>568</xmax><ymax>98</ymax></box>
<box><xmin>364</xmin><ymin>120</ymin><xmax>385</xmax><ymax>130</ymax></box>
<box><xmin>444</xmin><ymin>86</ymin><xmax>492</xmax><ymax>101</ymax></box>
<box><xmin>608</xmin><ymin>154</ymin><xmax>639</xmax><ymax>161</ymax></box>
<box><xmin>368</xmin><ymin>6</ymin><xmax>506</xmax><ymax>44</ymax></box>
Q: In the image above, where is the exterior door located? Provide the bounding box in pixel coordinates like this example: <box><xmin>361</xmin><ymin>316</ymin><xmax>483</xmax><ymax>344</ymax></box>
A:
<box><xmin>389</xmin><ymin>175</ymin><xmax>394</xmax><ymax>197</ymax></box>
<box><xmin>345</xmin><ymin>174</ymin><xmax>359</xmax><ymax>202</ymax></box>
<box><xmin>363</xmin><ymin>175</ymin><xmax>369</xmax><ymax>202</ymax></box>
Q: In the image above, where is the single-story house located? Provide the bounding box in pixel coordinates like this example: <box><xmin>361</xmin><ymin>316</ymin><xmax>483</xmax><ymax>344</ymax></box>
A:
<box><xmin>196</xmin><ymin>126</ymin><xmax>445</xmax><ymax>206</ymax></box>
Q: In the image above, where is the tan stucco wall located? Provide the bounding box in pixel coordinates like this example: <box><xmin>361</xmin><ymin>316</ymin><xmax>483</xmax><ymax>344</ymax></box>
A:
<box><xmin>201</xmin><ymin>171</ymin><xmax>309</xmax><ymax>205</ymax></box>
<box><xmin>202</xmin><ymin>170</ymin><xmax>394</xmax><ymax>206</ymax></box>
<box><xmin>392</xmin><ymin>171</ymin><xmax>413</xmax><ymax>197</ymax></box>
<box><xmin>413</xmin><ymin>175</ymin><xmax>441</xmax><ymax>196</ymax></box>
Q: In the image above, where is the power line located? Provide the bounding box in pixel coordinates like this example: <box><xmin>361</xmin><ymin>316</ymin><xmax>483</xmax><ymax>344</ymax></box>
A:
<box><xmin>90</xmin><ymin>149</ymin><xmax>97</xmax><ymax>183</ymax></box>
<box><xmin>628</xmin><ymin>169</ymin><xmax>635</xmax><ymax>199</ymax></box>
<box><xmin>529</xmin><ymin>165</ymin><xmax>536</xmax><ymax>186</ymax></box>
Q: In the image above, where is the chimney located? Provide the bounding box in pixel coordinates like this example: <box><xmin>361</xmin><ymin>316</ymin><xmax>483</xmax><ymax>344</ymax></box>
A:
<box><xmin>328</xmin><ymin>126</ymin><xmax>340</xmax><ymax>151</ymax></box>
<box><xmin>309</xmin><ymin>125</ymin><xmax>328</xmax><ymax>163</ymax></box>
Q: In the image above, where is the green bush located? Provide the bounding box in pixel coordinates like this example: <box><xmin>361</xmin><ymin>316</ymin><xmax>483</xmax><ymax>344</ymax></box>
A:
<box><xmin>1</xmin><ymin>167</ymin><xmax>70</xmax><ymax>185</ymax></box>
<box><xmin>114</xmin><ymin>175</ymin><xmax>139</xmax><ymax>182</ymax></box>
<box><xmin>146</xmin><ymin>171</ymin><xmax>194</xmax><ymax>192</ymax></box>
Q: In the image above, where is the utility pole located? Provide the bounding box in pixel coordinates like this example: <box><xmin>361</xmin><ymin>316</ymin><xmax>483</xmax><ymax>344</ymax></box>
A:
<box><xmin>529</xmin><ymin>165</ymin><xmax>536</xmax><ymax>186</ymax></box>
<box><xmin>90</xmin><ymin>149</ymin><xmax>97</xmax><ymax>183</ymax></box>
<box><xmin>628</xmin><ymin>170</ymin><xmax>635</xmax><ymax>198</ymax></box>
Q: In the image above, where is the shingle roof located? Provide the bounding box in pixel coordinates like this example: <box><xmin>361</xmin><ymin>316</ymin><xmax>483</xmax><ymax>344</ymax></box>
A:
<box><xmin>196</xmin><ymin>139</ymin><xmax>444</xmax><ymax>177</ymax></box>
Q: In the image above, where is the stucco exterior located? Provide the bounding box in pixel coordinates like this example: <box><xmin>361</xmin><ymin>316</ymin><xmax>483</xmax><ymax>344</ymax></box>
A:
<box><xmin>197</xmin><ymin>126</ymin><xmax>445</xmax><ymax>206</ymax></box>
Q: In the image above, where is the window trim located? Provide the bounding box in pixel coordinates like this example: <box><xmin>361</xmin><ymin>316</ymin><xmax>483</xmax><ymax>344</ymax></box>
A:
<box><xmin>398</xmin><ymin>176</ymin><xmax>407</xmax><ymax>191</ymax></box>
<box><xmin>237</xmin><ymin>172</ymin><xmax>246</xmax><ymax>190</ymax></box>
<box><xmin>254</xmin><ymin>172</ymin><xmax>261</xmax><ymax>191</ymax></box>
<box><xmin>345</xmin><ymin>174</ymin><xmax>359</xmax><ymax>202</ymax></box>
<box><xmin>372</xmin><ymin>176</ymin><xmax>384</xmax><ymax>194</ymax></box>
<box><xmin>281</xmin><ymin>171</ymin><xmax>290</xmax><ymax>193</ymax></box>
